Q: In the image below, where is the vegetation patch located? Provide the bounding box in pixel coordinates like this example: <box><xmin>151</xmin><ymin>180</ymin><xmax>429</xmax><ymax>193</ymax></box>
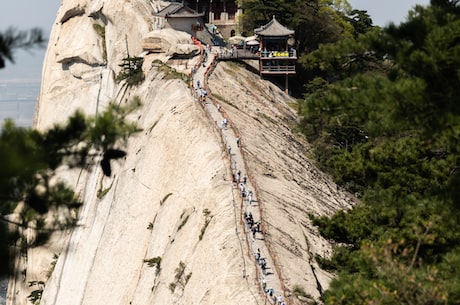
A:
<box><xmin>31</xmin><ymin>217</ymin><xmax>50</xmax><ymax>247</ymax></box>
<box><xmin>258</xmin><ymin>112</ymin><xmax>277</xmax><ymax>125</ymax></box>
<box><xmin>224</xmin><ymin>61</ymin><xmax>244</xmax><ymax>74</ymax></box>
<box><xmin>292</xmin><ymin>284</ymin><xmax>312</xmax><ymax>299</ymax></box>
<box><xmin>97</xmin><ymin>180</ymin><xmax>113</xmax><ymax>199</ymax></box>
<box><xmin>46</xmin><ymin>253</ymin><xmax>59</xmax><ymax>278</ymax></box>
<box><xmin>169</xmin><ymin>261</ymin><xmax>192</xmax><ymax>293</ymax></box>
<box><xmin>214</xmin><ymin>93</ymin><xmax>239</xmax><ymax>109</ymax></box>
<box><xmin>212</xmin><ymin>93</ymin><xmax>231</xmax><ymax>105</ymax></box>
<box><xmin>144</xmin><ymin>256</ymin><xmax>162</xmax><ymax>274</ymax></box>
<box><xmin>0</xmin><ymin>97</ymin><xmax>141</xmax><ymax>276</ymax></box>
<box><xmin>147</xmin><ymin>214</ymin><xmax>158</xmax><ymax>230</ymax></box>
<box><xmin>314</xmin><ymin>254</ymin><xmax>336</xmax><ymax>272</ymax></box>
<box><xmin>287</xmin><ymin>100</ymin><xmax>300</xmax><ymax>113</ymax></box>
<box><xmin>27</xmin><ymin>280</ymin><xmax>45</xmax><ymax>305</ymax></box>
<box><xmin>198</xmin><ymin>209</ymin><xmax>212</xmax><ymax>241</ymax></box>
<box><xmin>116</xmin><ymin>56</ymin><xmax>145</xmax><ymax>86</ymax></box>
<box><xmin>297</xmin><ymin>3</ymin><xmax>460</xmax><ymax>304</ymax></box>
<box><xmin>153</xmin><ymin>60</ymin><xmax>188</xmax><ymax>82</ymax></box>
<box><xmin>92</xmin><ymin>23</ymin><xmax>107</xmax><ymax>63</ymax></box>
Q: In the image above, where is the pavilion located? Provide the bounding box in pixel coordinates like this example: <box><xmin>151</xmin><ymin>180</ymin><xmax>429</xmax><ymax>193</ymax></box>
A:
<box><xmin>255</xmin><ymin>16</ymin><xmax>296</xmax><ymax>93</ymax></box>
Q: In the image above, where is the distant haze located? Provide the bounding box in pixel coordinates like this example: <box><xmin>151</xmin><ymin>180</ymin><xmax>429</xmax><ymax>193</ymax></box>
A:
<box><xmin>0</xmin><ymin>0</ymin><xmax>60</xmax><ymax>82</ymax></box>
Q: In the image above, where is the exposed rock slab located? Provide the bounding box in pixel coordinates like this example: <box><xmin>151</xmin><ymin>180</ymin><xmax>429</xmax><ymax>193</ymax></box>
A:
<box><xmin>208</xmin><ymin>62</ymin><xmax>354</xmax><ymax>301</ymax></box>
<box><xmin>142</xmin><ymin>29</ymin><xmax>200</xmax><ymax>57</ymax></box>
<box><xmin>8</xmin><ymin>1</ymin><xmax>354</xmax><ymax>305</ymax></box>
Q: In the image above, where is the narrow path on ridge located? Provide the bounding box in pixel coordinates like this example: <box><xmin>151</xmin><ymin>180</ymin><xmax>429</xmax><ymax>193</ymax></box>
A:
<box><xmin>190</xmin><ymin>47</ymin><xmax>288</xmax><ymax>305</ymax></box>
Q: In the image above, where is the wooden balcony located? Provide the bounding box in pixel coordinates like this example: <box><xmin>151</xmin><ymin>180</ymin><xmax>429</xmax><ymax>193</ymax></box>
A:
<box><xmin>260</xmin><ymin>50</ymin><xmax>297</xmax><ymax>59</ymax></box>
<box><xmin>260</xmin><ymin>64</ymin><xmax>296</xmax><ymax>74</ymax></box>
<box><xmin>216</xmin><ymin>48</ymin><xmax>297</xmax><ymax>75</ymax></box>
<box><xmin>217</xmin><ymin>49</ymin><xmax>260</xmax><ymax>60</ymax></box>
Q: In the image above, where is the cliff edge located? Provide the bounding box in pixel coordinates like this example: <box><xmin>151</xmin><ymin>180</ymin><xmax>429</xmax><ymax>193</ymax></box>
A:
<box><xmin>7</xmin><ymin>1</ymin><xmax>354</xmax><ymax>304</ymax></box>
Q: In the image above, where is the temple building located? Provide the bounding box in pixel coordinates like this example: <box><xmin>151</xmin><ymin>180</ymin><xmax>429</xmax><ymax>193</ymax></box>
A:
<box><xmin>153</xmin><ymin>0</ymin><xmax>240</xmax><ymax>40</ymax></box>
<box><xmin>255</xmin><ymin>16</ymin><xmax>296</xmax><ymax>93</ymax></box>
<box><xmin>194</xmin><ymin>0</ymin><xmax>241</xmax><ymax>38</ymax></box>
<box><xmin>153</xmin><ymin>2</ymin><xmax>205</xmax><ymax>35</ymax></box>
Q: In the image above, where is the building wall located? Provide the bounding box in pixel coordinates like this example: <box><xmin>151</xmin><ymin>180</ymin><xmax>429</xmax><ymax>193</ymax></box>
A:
<box><xmin>166</xmin><ymin>18</ymin><xmax>201</xmax><ymax>36</ymax></box>
<box><xmin>208</xmin><ymin>10</ymin><xmax>241</xmax><ymax>39</ymax></box>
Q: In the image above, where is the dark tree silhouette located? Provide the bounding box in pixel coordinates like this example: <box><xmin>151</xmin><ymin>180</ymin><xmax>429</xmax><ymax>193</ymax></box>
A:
<box><xmin>0</xmin><ymin>27</ymin><xmax>45</xmax><ymax>68</ymax></box>
<box><xmin>0</xmin><ymin>98</ymin><xmax>141</xmax><ymax>276</ymax></box>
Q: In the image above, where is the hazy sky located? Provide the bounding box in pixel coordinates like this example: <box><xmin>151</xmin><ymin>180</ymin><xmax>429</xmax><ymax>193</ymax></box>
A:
<box><xmin>0</xmin><ymin>0</ymin><xmax>430</xmax><ymax>82</ymax></box>
<box><xmin>348</xmin><ymin>0</ymin><xmax>430</xmax><ymax>26</ymax></box>
<box><xmin>0</xmin><ymin>0</ymin><xmax>60</xmax><ymax>82</ymax></box>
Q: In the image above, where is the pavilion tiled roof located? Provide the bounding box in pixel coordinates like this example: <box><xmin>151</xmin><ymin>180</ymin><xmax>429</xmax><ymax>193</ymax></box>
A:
<box><xmin>254</xmin><ymin>15</ymin><xmax>294</xmax><ymax>37</ymax></box>
<box><xmin>154</xmin><ymin>2</ymin><xmax>204</xmax><ymax>18</ymax></box>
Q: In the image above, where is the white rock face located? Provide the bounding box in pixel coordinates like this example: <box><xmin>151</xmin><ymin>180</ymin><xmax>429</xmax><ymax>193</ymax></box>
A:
<box><xmin>7</xmin><ymin>1</ymin><xmax>354</xmax><ymax>305</ymax></box>
<box><xmin>142</xmin><ymin>29</ymin><xmax>201</xmax><ymax>56</ymax></box>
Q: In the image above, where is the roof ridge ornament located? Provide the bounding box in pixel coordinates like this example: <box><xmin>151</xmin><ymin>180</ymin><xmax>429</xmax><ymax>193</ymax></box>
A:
<box><xmin>254</xmin><ymin>16</ymin><xmax>294</xmax><ymax>37</ymax></box>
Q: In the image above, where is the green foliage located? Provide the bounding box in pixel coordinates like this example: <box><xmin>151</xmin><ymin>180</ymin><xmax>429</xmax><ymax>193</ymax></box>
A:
<box><xmin>240</xmin><ymin>0</ymin><xmax>374</xmax><ymax>94</ymax></box>
<box><xmin>323</xmin><ymin>239</ymin><xmax>455</xmax><ymax>305</ymax></box>
<box><xmin>346</xmin><ymin>9</ymin><xmax>374</xmax><ymax>37</ymax></box>
<box><xmin>311</xmin><ymin>206</ymin><xmax>375</xmax><ymax>245</ymax></box>
<box><xmin>32</xmin><ymin>217</ymin><xmax>52</xmax><ymax>247</ymax></box>
<box><xmin>27</xmin><ymin>280</ymin><xmax>45</xmax><ymax>305</ymax></box>
<box><xmin>169</xmin><ymin>261</ymin><xmax>191</xmax><ymax>293</ymax></box>
<box><xmin>292</xmin><ymin>284</ymin><xmax>310</xmax><ymax>298</ymax></box>
<box><xmin>0</xmin><ymin>27</ymin><xmax>45</xmax><ymax>68</ymax></box>
<box><xmin>144</xmin><ymin>256</ymin><xmax>162</xmax><ymax>273</ymax></box>
<box><xmin>88</xmin><ymin>97</ymin><xmax>142</xmax><ymax>150</ymax></box>
<box><xmin>46</xmin><ymin>253</ymin><xmax>59</xmax><ymax>278</ymax></box>
<box><xmin>299</xmin><ymin>28</ymin><xmax>387</xmax><ymax>81</ymax></box>
<box><xmin>93</xmin><ymin>23</ymin><xmax>107</xmax><ymax>63</ymax></box>
<box><xmin>116</xmin><ymin>56</ymin><xmax>145</xmax><ymax>86</ymax></box>
<box><xmin>202</xmin><ymin>208</ymin><xmax>211</xmax><ymax>217</ymax></box>
<box><xmin>241</xmin><ymin>0</ymin><xmax>370</xmax><ymax>55</ymax></box>
<box><xmin>0</xmin><ymin>97</ymin><xmax>141</xmax><ymax>276</ymax></box>
<box><xmin>212</xmin><ymin>93</ymin><xmax>226</xmax><ymax>103</ymax></box>
<box><xmin>386</xmin><ymin>8</ymin><xmax>460</xmax><ymax>131</ymax></box>
<box><xmin>302</xmin><ymin>2</ymin><xmax>460</xmax><ymax>304</ymax></box>
<box><xmin>97</xmin><ymin>182</ymin><xmax>113</xmax><ymax>199</ymax></box>
<box><xmin>199</xmin><ymin>209</ymin><xmax>212</xmax><ymax>241</ymax></box>
<box><xmin>152</xmin><ymin>60</ymin><xmax>188</xmax><ymax>82</ymax></box>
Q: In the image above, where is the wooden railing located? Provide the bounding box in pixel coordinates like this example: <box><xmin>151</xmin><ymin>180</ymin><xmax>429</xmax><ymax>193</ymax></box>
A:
<box><xmin>260</xmin><ymin>65</ymin><xmax>296</xmax><ymax>73</ymax></box>
<box><xmin>217</xmin><ymin>49</ymin><xmax>260</xmax><ymax>60</ymax></box>
<box><xmin>260</xmin><ymin>50</ymin><xmax>297</xmax><ymax>58</ymax></box>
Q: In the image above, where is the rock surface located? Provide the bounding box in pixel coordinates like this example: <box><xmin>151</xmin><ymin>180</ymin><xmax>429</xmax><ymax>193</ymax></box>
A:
<box><xmin>142</xmin><ymin>29</ymin><xmax>201</xmax><ymax>57</ymax></box>
<box><xmin>7</xmin><ymin>1</ymin><xmax>354</xmax><ymax>305</ymax></box>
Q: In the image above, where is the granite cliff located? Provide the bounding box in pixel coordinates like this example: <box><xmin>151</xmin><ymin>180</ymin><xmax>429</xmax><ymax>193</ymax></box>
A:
<box><xmin>7</xmin><ymin>1</ymin><xmax>354</xmax><ymax>304</ymax></box>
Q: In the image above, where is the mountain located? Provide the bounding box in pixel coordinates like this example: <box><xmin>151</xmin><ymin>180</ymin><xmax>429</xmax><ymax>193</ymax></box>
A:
<box><xmin>7</xmin><ymin>1</ymin><xmax>354</xmax><ymax>304</ymax></box>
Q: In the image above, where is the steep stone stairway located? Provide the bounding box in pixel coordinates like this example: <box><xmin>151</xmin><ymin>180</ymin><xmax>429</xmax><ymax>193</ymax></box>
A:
<box><xmin>191</xmin><ymin>47</ymin><xmax>288</xmax><ymax>305</ymax></box>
